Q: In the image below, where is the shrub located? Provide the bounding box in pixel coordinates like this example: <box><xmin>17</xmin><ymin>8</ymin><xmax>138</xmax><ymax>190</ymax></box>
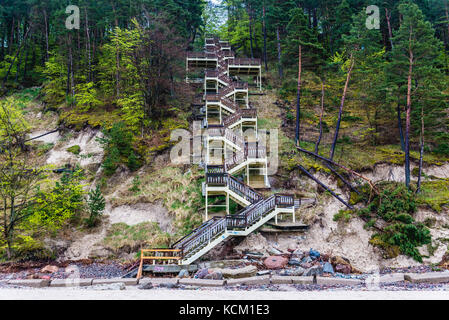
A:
<box><xmin>359</xmin><ymin>183</ymin><xmax>431</xmax><ymax>262</ymax></box>
<box><xmin>97</xmin><ymin>122</ymin><xmax>142</xmax><ymax>175</ymax></box>
<box><xmin>85</xmin><ymin>185</ymin><xmax>106</xmax><ymax>227</ymax></box>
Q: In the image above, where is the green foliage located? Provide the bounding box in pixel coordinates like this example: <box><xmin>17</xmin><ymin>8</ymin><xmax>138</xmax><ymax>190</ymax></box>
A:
<box><xmin>67</xmin><ymin>145</ymin><xmax>81</xmax><ymax>155</ymax></box>
<box><xmin>359</xmin><ymin>183</ymin><xmax>431</xmax><ymax>262</ymax></box>
<box><xmin>97</xmin><ymin>122</ymin><xmax>142</xmax><ymax>175</ymax></box>
<box><xmin>75</xmin><ymin>82</ymin><xmax>102</xmax><ymax>112</ymax></box>
<box><xmin>31</xmin><ymin>170</ymin><xmax>86</xmax><ymax>231</ymax></box>
<box><xmin>333</xmin><ymin>209</ymin><xmax>353</xmax><ymax>222</ymax></box>
<box><xmin>85</xmin><ymin>185</ymin><xmax>106</xmax><ymax>228</ymax></box>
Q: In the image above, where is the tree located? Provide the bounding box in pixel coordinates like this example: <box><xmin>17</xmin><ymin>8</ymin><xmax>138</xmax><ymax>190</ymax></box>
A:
<box><xmin>389</xmin><ymin>2</ymin><xmax>445</xmax><ymax>188</ymax></box>
<box><xmin>86</xmin><ymin>185</ymin><xmax>105</xmax><ymax>227</ymax></box>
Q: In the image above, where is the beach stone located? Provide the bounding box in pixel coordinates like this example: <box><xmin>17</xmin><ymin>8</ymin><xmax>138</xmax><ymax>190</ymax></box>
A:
<box><xmin>300</xmin><ymin>262</ymin><xmax>313</xmax><ymax>269</ymax></box>
<box><xmin>323</xmin><ymin>262</ymin><xmax>335</xmax><ymax>274</ymax></box>
<box><xmin>268</xmin><ymin>247</ymin><xmax>283</xmax><ymax>255</ymax></box>
<box><xmin>335</xmin><ymin>264</ymin><xmax>352</xmax><ymax>274</ymax></box>
<box><xmin>280</xmin><ymin>267</ymin><xmax>305</xmax><ymax>276</ymax></box>
<box><xmin>41</xmin><ymin>265</ymin><xmax>59</xmax><ymax>273</ymax></box>
<box><xmin>331</xmin><ymin>255</ymin><xmax>351</xmax><ymax>266</ymax></box>
<box><xmin>288</xmin><ymin>258</ymin><xmax>302</xmax><ymax>266</ymax></box>
<box><xmin>177</xmin><ymin>269</ymin><xmax>189</xmax><ymax>278</ymax></box>
<box><xmin>139</xmin><ymin>282</ymin><xmax>154</xmax><ymax>290</ymax></box>
<box><xmin>195</xmin><ymin>268</ymin><xmax>210</xmax><ymax>279</ymax></box>
<box><xmin>291</xmin><ymin>249</ymin><xmax>304</xmax><ymax>259</ymax></box>
<box><xmin>205</xmin><ymin>271</ymin><xmax>223</xmax><ymax>280</ymax></box>
<box><xmin>303</xmin><ymin>265</ymin><xmax>323</xmax><ymax>277</ymax></box>
<box><xmin>213</xmin><ymin>265</ymin><xmax>258</xmax><ymax>279</ymax></box>
<box><xmin>301</xmin><ymin>256</ymin><xmax>313</xmax><ymax>264</ymax></box>
<box><xmin>264</xmin><ymin>256</ymin><xmax>288</xmax><ymax>269</ymax></box>
<box><xmin>309</xmin><ymin>249</ymin><xmax>320</xmax><ymax>260</ymax></box>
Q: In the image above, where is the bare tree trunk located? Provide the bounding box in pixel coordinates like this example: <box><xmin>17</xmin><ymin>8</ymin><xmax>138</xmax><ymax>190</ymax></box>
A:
<box><xmin>385</xmin><ymin>8</ymin><xmax>394</xmax><ymax>50</ymax></box>
<box><xmin>417</xmin><ymin>105</ymin><xmax>424</xmax><ymax>193</ymax></box>
<box><xmin>248</xmin><ymin>4</ymin><xmax>254</xmax><ymax>58</ymax></box>
<box><xmin>263</xmin><ymin>4</ymin><xmax>268</xmax><ymax>71</ymax></box>
<box><xmin>2</xmin><ymin>24</ymin><xmax>32</xmax><ymax>88</ymax></box>
<box><xmin>276</xmin><ymin>26</ymin><xmax>283</xmax><ymax>79</ymax></box>
<box><xmin>330</xmin><ymin>54</ymin><xmax>354</xmax><ymax>160</ymax></box>
<box><xmin>85</xmin><ymin>7</ymin><xmax>92</xmax><ymax>82</ymax></box>
<box><xmin>295</xmin><ymin>45</ymin><xmax>302</xmax><ymax>146</ymax></box>
<box><xmin>43</xmin><ymin>9</ymin><xmax>49</xmax><ymax>61</ymax></box>
<box><xmin>405</xmin><ymin>29</ymin><xmax>413</xmax><ymax>189</ymax></box>
<box><xmin>446</xmin><ymin>1</ymin><xmax>449</xmax><ymax>47</ymax></box>
<box><xmin>315</xmin><ymin>79</ymin><xmax>325</xmax><ymax>153</ymax></box>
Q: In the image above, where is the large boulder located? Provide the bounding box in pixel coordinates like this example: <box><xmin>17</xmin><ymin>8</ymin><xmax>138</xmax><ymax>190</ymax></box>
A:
<box><xmin>335</xmin><ymin>264</ymin><xmax>351</xmax><ymax>274</ymax></box>
<box><xmin>233</xmin><ymin>233</ymin><xmax>270</xmax><ymax>256</ymax></box>
<box><xmin>264</xmin><ymin>256</ymin><xmax>288</xmax><ymax>270</ymax></box>
<box><xmin>41</xmin><ymin>265</ymin><xmax>59</xmax><ymax>274</ymax></box>
<box><xmin>303</xmin><ymin>265</ymin><xmax>324</xmax><ymax>277</ymax></box>
<box><xmin>204</xmin><ymin>271</ymin><xmax>223</xmax><ymax>280</ymax></box>
<box><xmin>194</xmin><ymin>268</ymin><xmax>210</xmax><ymax>279</ymax></box>
<box><xmin>323</xmin><ymin>262</ymin><xmax>335</xmax><ymax>274</ymax></box>
<box><xmin>211</xmin><ymin>265</ymin><xmax>258</xmax><ymax>279</ymax></box>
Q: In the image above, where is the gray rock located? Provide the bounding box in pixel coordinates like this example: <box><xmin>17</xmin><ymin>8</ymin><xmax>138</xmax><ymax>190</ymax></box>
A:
<box><xmin>257</xmin><ymin>270</ymin><xmax>271</xmax><ymax>276</ymax></box>
<box><xmin>279</xmin><ymin>267</ymin><xmax>305</xmax><ymax>276</ymax></box>
<box><xmin>178</xmin><ymin>269</ymin><xmax>189</xmax><ymax>278</ymax></box>
<box><xmin>195</xmin><ymin>268</ymin><xmax>209</xmax><ymax>279</ymax></box>
<box><xmin>303</xmin><ymin>266</ymin><xmax>324</xmax><ymax>277</ymax></box>
<box><xmin>288</xmin><ymin>258</ymin><xmax>302</xmax><ymax>266</ymax></box>
<box><xmin>158</xmin><ymin>282</ymin><xmax>179</xmax><ymax>289</ymax></box>
<box><xmin>139</xmin><ymin>282</ymin><xmax>154</xmax><ymax>290</ymax></box>
<box><xmin>213</xmin><ymin>265</ymin><xmax>258</xmax><ymax>279</ymax></box>
<box><xmin>205</xmin><ymin>271</ymin><xmax>223</xmax><ymax>280</ymax></box>
<box><xmin>323</xmin><ymin>262</ymin><xmax>335</xmax><ymax>274</ymax></box>
<box><xmin>301</xmin><ymin>256</ymin><xmax>313</xmax><ymax>264</ymax></box>
<box><xmin>291</xmin><ymin>249</ymin><xmax>304</xmax><ymax>259</ymax></box>
<box><xmin>268</xmin><ymin>247</ymin><xmax>283</xmax><ymax>255</ymax></box>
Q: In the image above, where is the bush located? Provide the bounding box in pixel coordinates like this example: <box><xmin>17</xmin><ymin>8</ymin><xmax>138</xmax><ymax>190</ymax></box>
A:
<box><xmin>97</xmin><ymin>122</ymin><xmax>142</xmax><ymax>175</ymax></box>
<box><xmin>359</xmin><ymin>183</ymin><xmax>431</xmax><ymax>262</ymax></box>
<box><xmin>85</xmin><ymin>185</ymin><xmax>106</xmax><ymax>227</ymax></box>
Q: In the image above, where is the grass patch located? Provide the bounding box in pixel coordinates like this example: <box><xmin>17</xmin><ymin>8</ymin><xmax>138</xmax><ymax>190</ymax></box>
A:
<box><xmin>417</xmin><ymin>179</ymin><xmax>449</xmax><ymax>212</ymax></box>
<box><xmin>67</xmin><ymin>145</ymin><xmax>81</xmax><ymax>155</ymax></box>
<box><xmin>102</xmin><ymin>222</ymin><xmax>171</xmax><ymax>255</ymax></box>
<box><xmin>110</xmin><ymin>166</ymin><xmax>204</xmax><ymax>237</ymax></box>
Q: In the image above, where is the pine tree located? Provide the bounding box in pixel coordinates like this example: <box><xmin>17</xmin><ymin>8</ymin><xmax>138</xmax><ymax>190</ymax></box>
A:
<box><xmin>388</xmin><ymin>2</ymin><xmax>445</xmax><ymax>188</ymax></box>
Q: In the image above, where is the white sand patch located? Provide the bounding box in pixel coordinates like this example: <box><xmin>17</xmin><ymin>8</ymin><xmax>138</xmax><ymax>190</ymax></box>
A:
<box><xmin>46</xmin><ymin>129</ymin><xmax>104</xmax><ymax>168</ymax></box>
<box><xmin>63</xmin><ymin>228</ymin><xmax>107</xmax><ymax>261</ymax></box>
<box><xmin>107</xmin><ymin>203</ymin><xmax>173</xmax><ymax>233</ymax></box>
<box><xmin>29</xmin><ymin>130</ymin><xmax>60</xmax><ymax>144</ymax></box>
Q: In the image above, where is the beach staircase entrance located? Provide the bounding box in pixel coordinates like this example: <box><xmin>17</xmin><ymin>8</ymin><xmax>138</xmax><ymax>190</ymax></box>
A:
<box><xmin>138</xmin><ymin>36</ymin><xmax>303</xmax><ymax>275</ymax></box>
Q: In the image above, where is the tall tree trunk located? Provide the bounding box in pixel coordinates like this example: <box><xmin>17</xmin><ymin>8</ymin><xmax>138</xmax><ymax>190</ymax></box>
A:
<box><xmin>85</xmin><ymin>7</ymin><xmax>92</xmax><ymax>82</ymax></box>
<box><xmin>263</xmin><ymin>5</ymin><xmax>268</xmax><ymax>71</ymax></box>
<box><xmin>295</xmin><ymin>45</ymin><xmax>302</xmax><ymax>146</ymax></box>
<box><xmin>43</xmin><ymin>9</ymin><xmax>49</xmax><ymax>61</ymax></box>
<box><xmin>417</xmin><ymin>105</ymin><xmax>424</xmax><ymax>193</ymax></box>
<box><xmin>2</xmin><ymin>24</ymin><xmax>32</xmax><ymax>88</ymax></box>
<box><xmin>330</xmin><ymin>54</ymin><xmax>354</xmax><ymax>160</ymax></box>
<box><xmin>248</xmin><ymin>5</ymin><xmax>254</xmax><ymax>58</ymax></box>
<box><xmin>315</xmin><ymin>79</ymin><xmax>325</xmax><ymax>153</ymax></box>
<box><xmin>405</xmin><ymin>30</ymin><xmax>413</xmax><ymax>189</ymax></box>
<box><xmin>446</xmin><ymin>1</ymin><xmax>449</xmax><ymax>47</ymax></box>
<box><xmin>397</xmin><ymin>101</ymin><xmax>405</xmax><ymax>151</ymax></box>
<box><xmin>385</xmin><ymin>8</ymin><xmax>394</xmax><ymax>50</ymax></box>
<box><xmin>276</xmin><ymin>26</ymin><xmax>283</xmax><ymax>79</ymax></box>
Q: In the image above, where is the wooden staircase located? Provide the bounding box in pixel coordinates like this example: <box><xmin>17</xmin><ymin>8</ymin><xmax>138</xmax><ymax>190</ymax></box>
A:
<box><xmin>139</xmin><ymin>36</ymin><xmax>299</xmax><ymax>273</ymax></box>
